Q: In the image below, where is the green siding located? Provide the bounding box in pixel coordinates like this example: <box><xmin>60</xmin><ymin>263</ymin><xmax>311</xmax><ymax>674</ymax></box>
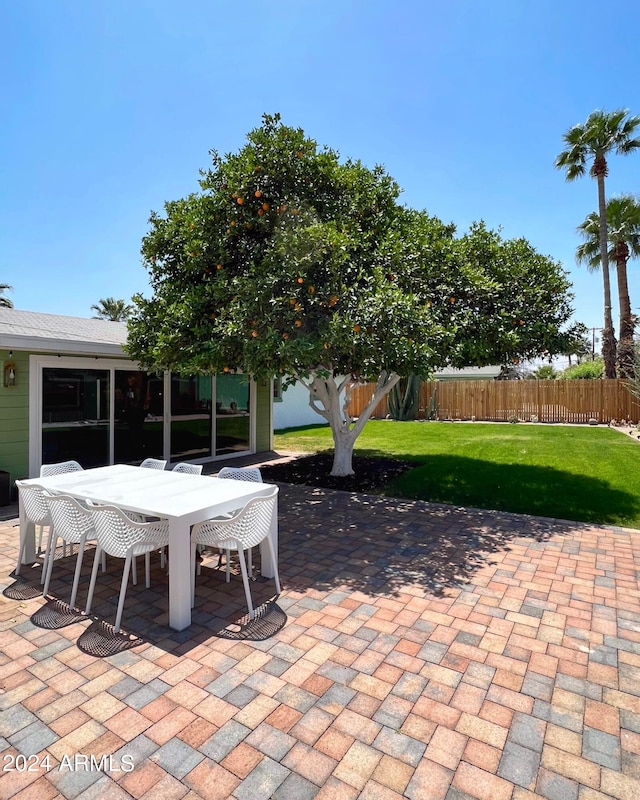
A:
<box><xmin>255</xmin><ymin>379</ymin><xmax>272</xmax><ymax>452</ymax></box>
<box><xmin>0</xmin><ymin>351</ymin><xmax>275</xmax><ymax>485</ymax></box>
<box><xmin>0</xmin><ymin>350</ymin><xmax>29</xmax><ymax>481</ymax></box>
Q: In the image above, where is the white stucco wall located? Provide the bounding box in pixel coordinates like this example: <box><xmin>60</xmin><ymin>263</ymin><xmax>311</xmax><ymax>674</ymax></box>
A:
<box><xmin>273</xmin><ymin>380</ymin><xmax>328</xmax><ymax>430</ymax></box>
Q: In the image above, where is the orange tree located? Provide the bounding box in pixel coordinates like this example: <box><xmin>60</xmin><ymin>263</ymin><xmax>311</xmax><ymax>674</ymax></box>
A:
<box><xmin>127</xmin><ymin>114</ymin><xmax>580</xmax><ymax>475</ymax></box>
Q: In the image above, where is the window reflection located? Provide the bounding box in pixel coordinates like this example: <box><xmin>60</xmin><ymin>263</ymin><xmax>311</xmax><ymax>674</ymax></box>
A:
<box><xmin>216</xmin><ymin>374</ymin><xmax>250</xmax><ymax>456</ymax></box>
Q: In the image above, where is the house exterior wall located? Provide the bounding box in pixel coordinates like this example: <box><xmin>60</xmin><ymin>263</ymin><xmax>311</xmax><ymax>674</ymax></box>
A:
<box><xmin>0</xmin><ymin>347</ymin><xmax>273</xmax><ymax>484</ymax></box>
<box><xmin>255</xmin><ymin>379</ymin><xmax>272</xmax><ymax>451</ymax></box>
<box><xmin>0</xmin><ymin>349</ymin><xmax>30</xmax><ymax>482</ymax></box>
<box><xmin>273</xmin><ymin>380</ymin><xmax>328</xmax><ymax>431</ymax></box>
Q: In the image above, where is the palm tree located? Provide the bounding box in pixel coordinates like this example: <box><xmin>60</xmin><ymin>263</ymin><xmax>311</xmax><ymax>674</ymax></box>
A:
<box><xmin>0</xmin><ymin>283</ymin><xmax>14</xmax><ymax>308</ymax></box>
<box><xmin>555</xmin><ymin>108</ymin><xmax>640</xmax><ymax>378</ymax></box>
<box><xmin>576</xmin><ymin>195</ymin><xmax>640</xmax><ymax>378</ymax></box>
<box><xmin>91</xmin><ymin>297</ymin><xmax>134</xmax><ymax>322</ymax></box>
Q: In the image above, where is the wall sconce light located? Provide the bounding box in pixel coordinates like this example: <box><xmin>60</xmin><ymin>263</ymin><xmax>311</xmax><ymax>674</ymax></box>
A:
<box><xmin>4</xmin><ymin>360</ymin><xmax>16</xmax><ymax>387</ymax></box>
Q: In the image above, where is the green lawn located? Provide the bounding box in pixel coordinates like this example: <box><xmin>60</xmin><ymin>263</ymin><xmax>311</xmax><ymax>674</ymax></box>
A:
<box><xmin>273</xmin><ymin>421</ymin><xmax>640</xmax><ymax>528</ymax></box>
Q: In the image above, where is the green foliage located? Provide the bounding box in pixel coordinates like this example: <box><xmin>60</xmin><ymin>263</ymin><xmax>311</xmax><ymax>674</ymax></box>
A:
<box><xmin>91</xmin><ymin>297</ymin><xmax>133</xmax><ymax>321</ymax></box>
<box><xmin>388</xmin><ymin>374</ymin><xmax>420</xmax><ymax>421</ymax></box>
<box><xmin>561</xmin><ymin>359</ymin><xmax>604</xmax><ymax>380</ymax></box>
<box><xmin>127</xmin><ymin>114</ymin><xmax>580</xmax><ymax>383</ymax></box>
<box><xmin>532</xmin><ymin>364</ymin><xmax>558</xmax><ymax>379</ymax></box>
<box><xmin>0</xmin><ymin>283</ymin><xmax>13</xmax><ymax>309</ymax></box>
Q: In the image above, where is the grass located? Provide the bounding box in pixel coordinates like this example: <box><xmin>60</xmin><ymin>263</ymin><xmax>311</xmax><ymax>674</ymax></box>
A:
<box><xmin>273</xmin><ymin>421</ymin><xmax>640</xmax><ymax>528</ymax></box>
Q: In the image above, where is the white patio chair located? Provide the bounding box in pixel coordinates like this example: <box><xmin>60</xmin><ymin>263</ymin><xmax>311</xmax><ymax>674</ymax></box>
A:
<box><xmin>43</xmin><ymin>494</ymin><xmax>104</xmax><ymax>609</ymax></box>
<box><xmin>190</xmin><ymin>486</ymin><xmax>280</xmax><ymax>618</ymax></box>
<box><xmin>40</xmin><ymin>460</ymin><xmax>84</xmax><ymax>477</ymax></box>
<box><xmin>15</xmin><ymin>481</ymin><xmax>52</xmax><ymax>577</ymax></box>
<box><xmin>215</xmin><ymin>466</ymin><xmax>263</xmax><ymax>576</ymax></box>
<box><xmin>38</xmin><ymin>461</ymin><xmax>84</xmax><ymax>557</ymax></box>
<box><xmin>86</xmin><ymin>504</ymin><xmax>170</xmax><ymax>633</ymax></box>
<box><xmin>139</xmin><ymin>458</ymin><xmax>167</xmax><ymax>470</ymax></box>
<box><xmin>172</xmin><ymin>462</ymin><xmax>203</xmax><ymax>475</ymax></box>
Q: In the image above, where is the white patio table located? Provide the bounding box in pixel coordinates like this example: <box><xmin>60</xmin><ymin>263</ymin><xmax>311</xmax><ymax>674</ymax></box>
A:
<box><xmin>19</xmin><ymin>464</ymin><xmax>278</xmax><ymax>631</ymax></box>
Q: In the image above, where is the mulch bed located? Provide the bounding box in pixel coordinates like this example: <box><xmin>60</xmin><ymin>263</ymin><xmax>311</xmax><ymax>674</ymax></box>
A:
<box><xmin>260</xmin><ymin>453</ymin><xmax>415</xmax><ymax>493</ymax></box>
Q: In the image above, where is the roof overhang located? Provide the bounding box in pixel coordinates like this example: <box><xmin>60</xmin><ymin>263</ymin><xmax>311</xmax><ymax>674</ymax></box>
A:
<box><xmin>2</xmin><ymin>334</ymin><xmax>129</xmax><ymax>358</ymax></box>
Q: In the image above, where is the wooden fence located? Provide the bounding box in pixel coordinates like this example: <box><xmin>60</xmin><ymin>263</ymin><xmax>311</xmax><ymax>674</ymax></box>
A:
<box><xmin>348</xmin><ymin>379</ymin><xmax>640</xmax><ymax>424</ymax></box>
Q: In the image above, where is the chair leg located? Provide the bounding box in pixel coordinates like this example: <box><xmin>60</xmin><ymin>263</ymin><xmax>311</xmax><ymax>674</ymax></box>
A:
<box><xmin>84</xmin><ymin>545</ymin><xmax>103</xmax><ymax>616</ymax></box>
<box><xmin>42</xmin><ymin>534</ymin><xmax>59</xmax><ymax>597</ymax></box>
<box><xmin>265</xmin><ymin>535</ymin><xmax>282</xmax><ymax>594</ymax></box>
<box><xmin>114</xmin><ymin>553</ymin><xmax>133</xmax><ymax>634</ymax></box>
<box><xmin>69</xmin><ymin>536</ymin><xmax>87</xmax><ymax>609</ymax></box>
<box><xmin>16</xmin><ymin>531</ymin><xmax>28</xmax><ymax>576</ymax></box>
<box><xmin>226</xmin><ymin>548</ymin><xmax>231</xmax><ymax>583</ymax></box>
<box><xmin>131</xmin><ymin>555</ymin><xmax>137</xmax><ymax>585</ymax></box>
<box><xmin>41</xmin><ymin>525</ymin><xmax>56</xmax><ymax>586</ymax></box>
<box><xmin>145</xmin><ymin>552</ymin><xmax>151</xmax><ymax>588</ymax></box>
<box><xmin>236</xmin><ymin>546</ymin><xmax>254</xmax><ymax>620</ymax></box>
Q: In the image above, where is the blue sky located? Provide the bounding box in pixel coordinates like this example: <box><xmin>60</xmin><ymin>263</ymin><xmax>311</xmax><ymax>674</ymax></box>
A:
<box><xmin>3</xmin><ymin>0</ymin><xmax>640</xmax><ymax>340</ymax></box>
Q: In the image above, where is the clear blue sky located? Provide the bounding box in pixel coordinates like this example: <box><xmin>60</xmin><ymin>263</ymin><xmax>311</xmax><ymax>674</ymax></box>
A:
<box><xmin>3</xmin><ymin>0</ymin><xmax>640</xmax><ymax>337</ymax></box>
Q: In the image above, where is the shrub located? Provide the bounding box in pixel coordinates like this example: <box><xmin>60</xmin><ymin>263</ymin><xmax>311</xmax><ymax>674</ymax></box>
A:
<box><xmin>561</xmin><ymin>359</ymin><xmax>604</xmax><ymax>380</ymax></box>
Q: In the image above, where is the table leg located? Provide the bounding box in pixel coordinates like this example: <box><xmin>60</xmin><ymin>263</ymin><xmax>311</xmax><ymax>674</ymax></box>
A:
<box><xmin>168</xmin><ymin>518</ymin><xmax>192</xmax><ymax>631</ymax></box>
<box><xmin>18</xmin><ymin>494</ymin><xmax>37</xmax><ymax>571</ymax></box>
<box><xmin>259</xmin><ymin>494</ymin><xmax>278</xmax><ymax>579</ymax></box>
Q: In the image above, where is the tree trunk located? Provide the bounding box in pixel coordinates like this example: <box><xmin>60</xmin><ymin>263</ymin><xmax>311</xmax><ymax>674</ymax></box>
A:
<box><xmin>613</xmin><ymin>246</ymin><xmax>635</xmax><ymax>379</ymax></box>
<box><xmin>596</xmin><ymin>172</ymin><xmax>617</xmax><ymax>378</ymax></box>
<box><xmin>331</xmin><ymin>429</ymin><xmax>357</xmax><ymax>476</ymax></box>
<box><xmin>299</xmin><ymin>369</ymin><xmax>401</xmax><ymax>477</ymax></box>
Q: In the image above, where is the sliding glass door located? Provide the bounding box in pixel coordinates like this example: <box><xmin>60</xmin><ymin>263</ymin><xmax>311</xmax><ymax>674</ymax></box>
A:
<box><xmin>34</xmin><ymin>358</ymin><xmax>255</xmax><ymax>473</ymax></box>
<box><xmin>215</xmin><ymin>374</ymin><xmax>251</xmax><ymax>456</ymax></box>
<box><xmin>42</xmin><ymin>367</ymin><xmax>110</xmax><ymax>467</ymax></box>
<box><xmin>114</xmin><ymin>370</ymin><xmax>164</xmax><ymax>464</ymax></box>
<box><xmin>170</xmin><ymin>375</ymin><xmax>213</xmax><ymax>461</ymax></box>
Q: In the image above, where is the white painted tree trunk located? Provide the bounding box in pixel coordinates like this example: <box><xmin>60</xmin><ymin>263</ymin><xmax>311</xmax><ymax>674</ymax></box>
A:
<box><xmin>296</xmin><ymin>369</ymin><xmax>401</xmax><ymax>477</ymax></box>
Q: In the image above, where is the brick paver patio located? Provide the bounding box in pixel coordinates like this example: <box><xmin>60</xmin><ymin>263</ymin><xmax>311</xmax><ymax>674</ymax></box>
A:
<box><xmin>2</xmin><ymin>482</ymin><xmax>640</xmax><ymax>799</ymax></box>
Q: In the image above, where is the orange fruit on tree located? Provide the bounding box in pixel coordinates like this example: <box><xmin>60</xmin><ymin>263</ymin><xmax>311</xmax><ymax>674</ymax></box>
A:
<box><xmin>289</xmin><ymin>298</ymin><xmax>296</xmax><ymax>305</ymax></box>
<box><xmin>295</xmin><ymin>320</ymin><xmax>302</xmax><ymax>327</ymax></box>
<box><xmin>297</xmin><ymin>150</ymin><xmax>303</xmax><ymax>158</ymax></box>
<box><xmin>251</xmin><ymin>330</ymin><xmax>259</xmax><ymax>338</ymax></box>
<box><xmin>282</xmin><ymin>332</ymin><xmax>289</xmax><ymax>340</ymax></box>
<box><xmin>449</xmin><ymin>297</ymin><xmax>455</xmax><ymax>303</ymax></box>
<box><xmin>223</xmin><ymin>366</ymin><xmax>230</xmax><ymax>373</ymax></box>
<box><xmin>262</xmin><ymin>203</ymin><xmax>269</xmax><ymax>211</ymax></box>
<box><xmin>257</xmin><ymin>209</ymin><xmax>264</xmax><ymax>216</ymax></box>
<box><xmin>217</xmin><ymin>264</ymin><xmax>223</xmax><ymax>270</ymax></box>
<box><xmin>353</xmin><ymin>324</ymin><xmax>361</xmax><ymax>333</ymax></box>
<box><xmin>230</xmin><ymin>220</ymin><xmax>236</xmax><ymax>226</ymax></box>
<box><xmin>255</xmin><ymin>190</ymin><xmax>262</xmax><ymax>198</ymax></box>
<box><xmin>237</xmin><ymin>197</ymin><xmax>243</xmax><ymax>205</ymax></box>
<box><xmin>291</xmin><ymin>208</ymin><xmax>299</xmax><ymax>215</ymax></box>
<box><xmin>308</xmin><ymin>286</ymin><xmax>315</xmax><ymax>294</ymax></box>
<box><xmin>297</xmin><ymin>277</ymin><xmax>304</xmax><ymax>284</ymax></box>
<box><xmin>329</xmin><ymin>296</ymin><xmax>338</xmax><ymax>306</ymax></box>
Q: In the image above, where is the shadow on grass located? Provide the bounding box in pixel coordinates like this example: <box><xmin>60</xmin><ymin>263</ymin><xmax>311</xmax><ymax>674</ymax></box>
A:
<box><xmin>386</xmin><ymin>453</ymin><xmax>640</xmax><ymax>528</ymax></box>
